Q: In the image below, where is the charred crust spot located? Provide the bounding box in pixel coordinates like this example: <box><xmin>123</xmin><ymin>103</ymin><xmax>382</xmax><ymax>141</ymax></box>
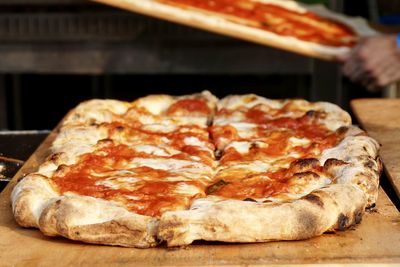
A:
<box><xmin>362</xmin><ymin>146</ymin><xmax>368</xmax><ymax>152</ymax></box>
<box><xmin>338</xmin><ymin>213</ymin><xmax>349</xmax><ymax>231</ymax></box>
<box><xmin>297</xmin><ymin>211</ymin><xmax>319</xmax><ymax>236</ymax></box>
<box><xmin>55</xmin><ymin>199</ymin><xmax>62</xmax><ymax>205</ymax></box>
<box><xmin>305</xmin><ymin>110</ymin><xmax>326</xmax><ymax>119</ymax></box>
<box><xmin>354</xmin><ymin>210</ymin><xmax>363</xmax><ymax>224</ymax></box>
<box><xmin>324</xmin><ymin>158</ymin><xmax>348</xmax><ymax>170</ymax></box>
<box><xmin>75</xmin><ymin>231</ymin><xmax>80</xmax><ymax>236</ymax></box>
<box><xmin>56</xmin><ymin>164</ymin><xmax>68</xmax><ymax>171</ymax></box>
<box><xmin>303</xmin><ymin>194</ymin><xmax>324</xmax><ymax>207</ymax></box>
<box><xmin>364</xmin><ymin>159</ymin><xmax>375</xmax><ymax>169</ymax></box>
<box><xmin>336</xmin><ymin>126</ymin><xmax>349</xmax><ymax>136</ymax></box>
<box><xmin>243</xmin><ymin>198</ymin><xmax>257</xmax><ymax>202</ymax></box>
<box><xmin>290</xmin><ymin>158</ymin><xmax>320</xmax><ymax>172</ymax></box>
<box><xmin>305</xmin><ymin>110</ymin><xmax>317</xmax><ymax>118</ymax></box>
<box><xmin>293</xmin><ymin>171</ymin><xmax>320</xmax><ymax>179</ymax></box>
<box><xmin>115</xmin><ymin>125</ymin><xmax>125</xmax><ymax>131</ymax></box>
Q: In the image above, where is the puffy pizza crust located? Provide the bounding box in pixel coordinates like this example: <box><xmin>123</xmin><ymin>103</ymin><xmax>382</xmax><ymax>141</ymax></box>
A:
<box><xmin>321</xmin><ymin>131</ymin><xmax>382</xmax><ymax>206</ymax></box>
<box><xmin>62</xmin><ymin>99</ymin><xmax>131</xmax><ymax>126</ymax></box>
<box><xmin>12</xmin><ymin>174</ymin><xmax>159</xmax><ymax>248</ymax></box>
<box><xmin>159</xmin><ymin>184</ymin><xmax>366</xmax><ymax>246</ymax></box>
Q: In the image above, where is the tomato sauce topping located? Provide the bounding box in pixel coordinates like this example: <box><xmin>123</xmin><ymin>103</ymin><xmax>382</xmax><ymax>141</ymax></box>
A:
<box><xmin>210</xmin><ymin>160</ymin><xmax>325</xmax><ymax>199</ymax></box>
<box><xmin>52</xmin><ymin>142</ymin><xmax>208</xmax><ymax>217</ymax></box>
<box><xmin>210</xmin><ymin>107</ymin><xmax>343</xmax><ymax>200</ymax></box>
<box><xmin>105</xmin><ymin>122</ymin><xmax>215</xmax><ymax>165</ymax></box>
<box><xmin>160</xmin><ymin>0</ymin><xmax>356</xmax><ymax>47</ymax></box>
<box><xmin>166</xmin><ymin>99</ymin><xmax>211</xmax><ymax>115</ymax></box>
<box><xmin>52</xmin><ymin>97</ymin><xmax>346</xmax><ymax>215</ymax></box>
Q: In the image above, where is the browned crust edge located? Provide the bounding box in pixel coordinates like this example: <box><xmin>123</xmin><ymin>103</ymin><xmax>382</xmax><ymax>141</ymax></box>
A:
<box><xmin>11</xmin><ymin>175</ymin><xmax>159</xmax><ymax>248</ymax></box>
<box><xmin>158</xmin><ymin>184</ymin><xmax>367</xmax><ymax>247</ymax></box>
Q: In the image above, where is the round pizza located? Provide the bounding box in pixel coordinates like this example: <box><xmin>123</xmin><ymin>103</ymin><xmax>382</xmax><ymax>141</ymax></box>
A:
<box><xmin>11</xmin><ymin>91</ymin><xmax>381</xmax><ymax>248</ymax></box>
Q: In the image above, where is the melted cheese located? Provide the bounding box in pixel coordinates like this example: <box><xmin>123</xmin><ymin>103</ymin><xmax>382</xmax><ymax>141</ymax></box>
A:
<box><xmin>47</xmin><ymin>93</ymin><xmax>352</xmax><ymax>217</ymax></box>
<box><xmin>95</xmin><ymin>177</ymin><xmax>140</xmax><ymax>190</ymax></box>
<box><xmin>225</xmin><ymin>141</ymin><xmax>251</xmax><ymax>154</ymax></box>
<box><xmin>128</xmin><ymin>158</ymin><xmax>207</xmax><ymax>171</ymax></box>
<box><xmin>184</xmin><ymin>136</ymin><xmax>205</xmax><ymax>147</ymax></box>
<box><xmin>133</xmin><ymin>145</ymin><xmax>177</xmax><ymax>157</ymax></box>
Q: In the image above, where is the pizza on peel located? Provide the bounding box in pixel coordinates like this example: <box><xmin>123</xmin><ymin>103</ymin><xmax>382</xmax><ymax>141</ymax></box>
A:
<box><xmin>11</xmin><ymin>91</ymin><xmax>381</xmax><ymax>248</ymax></box>
<box><xmin>91</xmin><ymin>0</ymin><xmax>376</xmax><ymax>59</ymax></box>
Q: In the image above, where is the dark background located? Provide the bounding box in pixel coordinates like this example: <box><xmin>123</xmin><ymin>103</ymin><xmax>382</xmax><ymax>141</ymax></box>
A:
<box><xmin>0</xmin><ymin>0</ymin><xmax>397</xmax><ymax>130</ymax></box>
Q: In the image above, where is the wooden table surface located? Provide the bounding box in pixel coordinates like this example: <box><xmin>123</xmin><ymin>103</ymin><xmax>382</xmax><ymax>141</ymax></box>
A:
<box><xmin>351</xmin><ymin>98</ymin><xmax>400</xmax><ymax>201</ymax></box>
<box><xmin>0</xmin><ymin>107</ymin><xmax>400</xmax><ymax>266</ymax></box>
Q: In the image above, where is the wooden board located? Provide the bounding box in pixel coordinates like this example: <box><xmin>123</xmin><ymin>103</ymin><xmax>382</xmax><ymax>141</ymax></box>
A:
<box><xmin>90</xmin><ymin>0</ymin><xmax>375</xmax><ymax>61</ymax></box>
<box><xmin>351</xmin><ymin>99</ymin><xmax>400</xmax><ymax>200</ymax></box>
<box><xmin>0</xmin><ymin>125</ymin><xmax>400</xmax><ymax>266</ymax></box>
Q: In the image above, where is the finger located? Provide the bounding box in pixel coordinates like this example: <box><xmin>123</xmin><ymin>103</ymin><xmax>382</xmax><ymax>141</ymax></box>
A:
<box><xmin>343</xmin><ymin>58</ymin><xmax>363</xmax><ymax>79</ymax></box>
<box><xmin>372</xmin><ymin>63</ymin><xmax>400</xmax><ymax>89</ymax></box>
<box><xmin>353</xmin><ymin>54</ymin><xmax>393</xmax><ymax>85</ymax></box>
<box><xmin>335</xmin><ymin>52</ymin><xmax>351</xmax><ymax>63</ymax></box>
<box><xmin>366</xmin><ymin>57</ymin><xmax>400</xmax><ymax>87</ymax></box>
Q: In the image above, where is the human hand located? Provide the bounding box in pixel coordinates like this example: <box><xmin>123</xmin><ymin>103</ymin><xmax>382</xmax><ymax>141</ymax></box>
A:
<box><xmin>337</xmin><ymin>35</ymin><xmax>400</xmax><ymax>92</ymax></box>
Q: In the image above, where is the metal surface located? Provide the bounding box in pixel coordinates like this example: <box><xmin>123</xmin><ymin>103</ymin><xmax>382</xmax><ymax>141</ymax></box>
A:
<box><xmin>0</xmin><ymin>43</ymin><xmax>314</xmax><ymax>75</ymax></box>
<box><xmin>0</xmin><ymin>13</ymin><xmax>145</xmax><ymax>42</ymax></box>
<box><xmin>0</xmin><ymin>130</ymin><xmax>49</xmax><ymax>160</ymax></box>
<box><xmin>0</xmin><ymin>130</ymin><xmax>49</xmax><ymax>191</ymax></box>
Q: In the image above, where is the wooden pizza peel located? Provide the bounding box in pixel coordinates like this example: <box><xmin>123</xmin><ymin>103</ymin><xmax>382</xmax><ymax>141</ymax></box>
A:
<box><xmin>0</xmin><ymin>116</ymin><xmax>399</xmax><ymax>265</ymax></box>
<box><xmin>89</xmin><ymin>0</ymin><xmax>376</xmax><ymax>61</ymax></box>
<box><xmin>351</xmin><ymin>98</ymin><xmax>400</xmax><ymax>202</ymax></box>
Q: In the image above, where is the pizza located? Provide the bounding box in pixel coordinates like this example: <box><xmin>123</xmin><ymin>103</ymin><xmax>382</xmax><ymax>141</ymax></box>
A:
<box><xmin>91</xmin><ymin>0</ymin><xmax>376</xmax><ymax>59</ymax></box>
<box><xmin>159</xmin><ymin>0</ymin><xmax>357</xmax><ymax>47</ymax></box>
<box><xmin>11</xmin><ymin>91</ymin><xmax>381</xmax><ymax>248</ymax></box>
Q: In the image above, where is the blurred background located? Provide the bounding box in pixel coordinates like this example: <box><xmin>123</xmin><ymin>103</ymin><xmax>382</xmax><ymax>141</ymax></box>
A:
<box><xmin>0</xmin><ymin>0</ymin><xmax>399</xmax><ymax>130</ymax></box>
